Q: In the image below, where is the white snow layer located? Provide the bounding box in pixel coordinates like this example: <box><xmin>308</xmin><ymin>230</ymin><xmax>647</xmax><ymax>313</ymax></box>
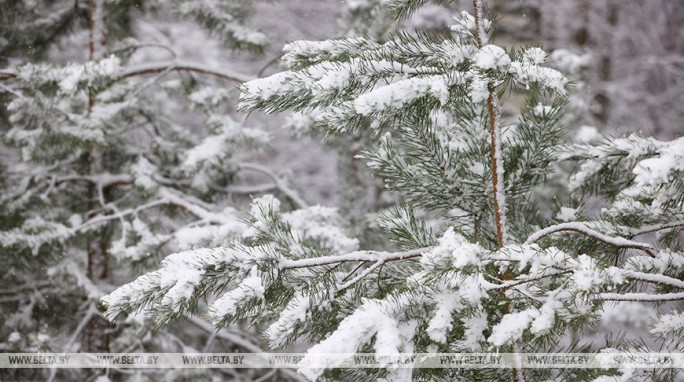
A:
<box><xmin>208</xmin><ymin>266</ymin><xmax>265</xmax><ymax>323</ymax></box>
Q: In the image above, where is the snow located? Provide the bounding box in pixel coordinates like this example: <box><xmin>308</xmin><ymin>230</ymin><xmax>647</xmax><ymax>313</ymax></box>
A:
<box><xmin>572</xmin><ymin>255</ymin><xmax>615</xmax><ymax>291</ymax></box>
<box><xmin>549</xmin><ymin>49</ymin><xmax>591</xmax><ymax>74</ymax></box>
<box><xmin>509</xmin><ymin>60</ymin><xmax>567</xmax><ymax>93</ymax></box>
<box><xmin>279</xmin><ymin>247</ymin><xmax>426</xmax><ymax>271</ymax></box>
<box><xmin>530</xmin><ymin>297</ymin><xmax>561</xmax><ymax>335</ymax></box>
<box><xmin>284</xmin><ymin>111</ymin><xmax>317</xmax><ymax>136</ymax></box>
<box><xmin>568</xmin><ymin>159</ymin><xmax>602</xmax><ymax>191</ymax></box>
<box><xmin>623</xmin><ymin>270</ymin><xmax>684</xmax><ymax>289</ymax></box>
<box><xmin>102</xmin><ymin>246</ymin><xmax>253</xmax><ymax>318</ymax></box>
<box><xmin>575</xmin><ymin>125</ymin><xmax>601</xmax><ymax>142</ymax></box>
<box><xmin>239</xmin><ymin>71</ymin><xmax>298</xmax><ymax>105</ymax></box>
<box><xmin>599</xmin><ymin>292</ymin><xmax>684</xmax><ymax>302</ymax></box>
<box><xmin>353</xmin><ymin>75</ymin><xmax>450</xmax><ymax>116</ymax></box>
<box><xmin>298</xmin><ymin>300</ymin><xmax>398</xmax><ymax>380</ymax></box>
<box><xmin>631</xmin><ymin>136</ymin><xmax>684</xmax><ymax>188</ymax></box>
<box><xmin>48</xmin><ymin>259</ymin><xmax>103</xmax><ymax>299</ymax></box>
<box><xmin>0</xmin><ymin>217</ymin><xmax>73</xmax><ymax>255</ymax></box>
<box><xmin>208</xmin><ymin>266</ymin><xmax>265</xmax><ymax>322</ymax></box>
<box><xmin>373</xmin><ymin>313</ymin><xmax>402</xmax><ymax>355</ymax></box>
<box><xmin>282</xmin><ymin>206</ymin><xmax>360</xmax><ymax>255</ymax></box>
<box><xmin>472</xmin><ymin>45</ymin><xmax>511</xmax><ymax>70</ymax></box>
<box><xmin>451</xmin><ymin>11</ymin><xmax>490</xmax><ymax>41</ymax></box>
<box><xmin>188</xmin><ymin>86</ymin><xmax>231</xmax><ymax>108</ymax></box>
<box><xmin>159</xmin><ymin>261</ymin><xmax>205</xmax><ymax>306</ymax></box>
<box><xmin>265</xmin><ymin>294</ymin><xmax>311</xmax><ymax>347</ymax></box>
<box><xmin>250</xmin><ymin>194</ymin><xmax>281</xmax><ymax>217</ymax></box>
<box><xmin>625</xmin><ymin>250</ymin><xmax>684</xmax><ymax>274</ymax></box>
<box><xmin>460</xmin><ymin>310</ymin><xmax>488</xmax><ymax>350</ymax></box>
<box><xmin>174</xmin><ymin>217</ymin><xmax>246</xmax><ymax>251</ymax></box>
<box><xmin>556</xmin><ymin>207</ymin><xmax>578</xmax><ymax>222</ymax></box>
<box><xmin>421</xmin><ymin>228</ymin><xmax>485</xmax><ymax>269</ymax></box>
<box><xmin>131</xmin><ymin>156</ymin><xmax>158</xmax><ymax>191</ymax></box>
<box><xmin>532</xmin><ymin>103</ymin><xmax>553</xmax><ymax>117</ymax></box>
<box><xmin>522</xmin><ymin>47</ymin><xmax>547</xmax><ymax>65</ymax></box>
<box><xmin>426</xmin><ymin>292</ymin><xmax>461</xmax><ymax>343</ymax></box>
<box><xmin>183</xmin><ymin>135</ymin><xmax>224</xmax><ymax>169</ymax></box>
<box><xmin>469</xmin><ymin>75</ymin><xmax>489</xmax><ymax>103</ymax></box>
<box><xmin>457</xmin><ymin>275</ymin><xmax>492</xmax><ymax>304</ymax></box>
<box><xmin>282</xmin><ymin>37</ymin><xmax>378</xmax><ymax>69</ymax></box>
<box><xmin>16</xmin><ymin>56</ymin><xmax>122</xmax><ymax>95</ymax></box>
<box><xmin>488</xmin><ymin>309</ymin><xmax>538</xmax><ymax>346</ymax></box>
<box><xmin>650</xmin><ymin>311</ymin><xmax>684</xmax><ymax>336</ymax></box>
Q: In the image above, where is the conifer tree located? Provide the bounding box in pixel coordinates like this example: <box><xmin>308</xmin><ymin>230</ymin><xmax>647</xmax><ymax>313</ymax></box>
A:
<box><xmin>103</xmin><ymin>1</ymin><xmax>682</xmax><ymax>381</ymax></box>
<box><xmin>0</xmin><ymin>1</ymin><xmax>306</xmax><ymax>381</ymax></box>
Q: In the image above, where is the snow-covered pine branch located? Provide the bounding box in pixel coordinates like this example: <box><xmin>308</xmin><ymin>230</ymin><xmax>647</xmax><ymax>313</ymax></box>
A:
<box><xmin>98</xmin><ymin>2</ymin><xmax>684</xmax><ymax>381</ymax></box>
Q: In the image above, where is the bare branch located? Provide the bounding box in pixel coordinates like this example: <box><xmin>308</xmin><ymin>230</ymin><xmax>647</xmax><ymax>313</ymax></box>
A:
<box><xmin>118</xmin><ymin>61</ymin><xmax>252</xmax><ymax>83</ymax></box>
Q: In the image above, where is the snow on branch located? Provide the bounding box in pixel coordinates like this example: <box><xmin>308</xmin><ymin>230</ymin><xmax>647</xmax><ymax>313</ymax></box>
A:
<box><xmin>599</xmin><ymin>292</ymin><xmax>684</xmax><ymax>302</ymax></box>
<box><xmin>525</xmin><ymin>222</ymin><xmax>656</xmax><ymax>256</ymax></box>
<box><xmin>102</xmin><ymin>245</ymin><xmax>261</xmax><ymax>323</ymax></box>
<box><xmin>278</xmin><ymin>247</ymin><xmax>427</xmax><ymax>270</ymax></box>
<box><xmin>624</xmin><ymin>270</ymin><xmax>684</xmax><ymax>290</ymax></box>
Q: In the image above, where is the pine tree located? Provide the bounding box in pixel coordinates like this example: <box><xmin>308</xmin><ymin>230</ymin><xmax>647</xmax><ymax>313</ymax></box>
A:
<box><xmin>99</xmin><ymin>1</ymin><xmax>682</xmax><ymax>381</ymax></box>
<box><xmin>0</xmin><ymin>1</ymin><xmax>306</xmax><ymax>381</ymax></box>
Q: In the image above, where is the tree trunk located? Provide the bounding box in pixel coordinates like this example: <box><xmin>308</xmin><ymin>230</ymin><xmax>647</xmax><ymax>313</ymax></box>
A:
<box><xmin>84</xmin><ymin>0</ymin><xmax>111</xmax><ymax>356</ymax></box>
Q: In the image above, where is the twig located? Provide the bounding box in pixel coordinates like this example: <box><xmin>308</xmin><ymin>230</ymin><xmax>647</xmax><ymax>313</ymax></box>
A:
<box><xmin>338</xmin><ymin>260</ymin><xmax>383</xmax><ymax>291</ymax></box>
<box><xmin>598</xmin><ymin>292</ymin><xmax>684</xmax><ymax>302</ymax></box>
<box><xmin>238</xmin><ymin>163</ymin><xmax>308</xmax><ymax>209</ymax></box>
<box><xmin>279</xmin><ymin>248</ymin><xmax>427</xmax><ymax>270</ymax></box>
<box><xmin>342</xmin><ymin>261</ymin><xmax>368</xmax><ymax>282</ymax></box>
<box><xmin>118</xmin><ymin>61</ymin><xmax>252</xmax><ymax>83</ymax></box>
<box><xmin>258</xmin><ymin>54</ymin><xmax>283</xmax><ymax>78</ymax></box>
<box><xmin>525</xmin><ymin>222</ymin><xmax>656</xmax><ymax>257</ymax></box>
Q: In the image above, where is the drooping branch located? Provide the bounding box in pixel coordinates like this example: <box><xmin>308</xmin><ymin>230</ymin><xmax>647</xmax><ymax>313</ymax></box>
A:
<box><xmin>524</xmin><ymin>222</ymin><xmax>656</xmax><ymax>256</ymax></box>
<box><xmin>118</xmin><ymin>61</ymin><xmax>252</xmax><ymax>83</ymax></box>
